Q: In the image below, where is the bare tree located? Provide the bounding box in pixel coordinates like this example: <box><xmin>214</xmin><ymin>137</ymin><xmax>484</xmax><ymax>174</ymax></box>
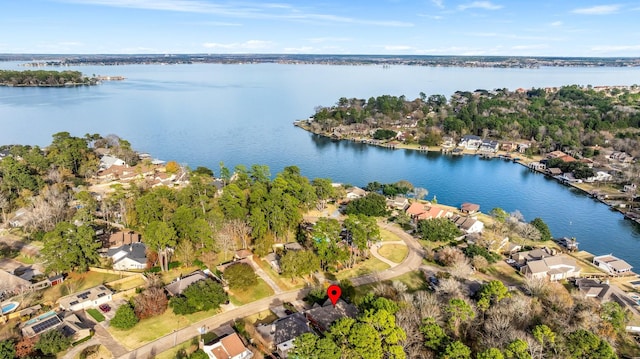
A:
<box><xmin>226</xmin><ymin>219</ymin><xmax>251</xmax><ymax>249</ymax></box>
<box><xmin>0</xmin><ymin>192</ymin><xmax>8</xmax><ymax>225</ymax></box>
<box><xmin>450</xmin><ymin>257</ymin><xmax>474</xmax><ymax>279</ymax></box>
<box><xmin>436</xmin><ymin>246</ymin><xmax>465</xmax><ymax>266</ymax></box>
<box><xmin>175</xmin><ymin>241</ymin><xmax>196</xmax><ymax>267</ymax></box>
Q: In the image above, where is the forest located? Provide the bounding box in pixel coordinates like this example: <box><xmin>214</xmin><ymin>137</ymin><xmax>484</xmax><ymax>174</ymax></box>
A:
<box><xmin>0</xmin><ymin>70</ymin><xmax>97</xmax><ymax>86</ymax></box>
<box><xmin>309</xmin><ymin>86</ymin><xmax>640</xmax><ymax>157</ymax></box>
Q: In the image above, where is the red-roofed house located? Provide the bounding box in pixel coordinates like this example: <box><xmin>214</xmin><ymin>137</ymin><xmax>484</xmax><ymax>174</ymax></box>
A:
<box><xmin>203</xmin><ymin>332</ymin><xmax>253</xmax><ymax>359</ymax></box>
<box><xmin>406</xmin><ymin>202</ymin><xmax>451</xmax><ymax>221</ymax></box>
<box><xmin>460</xmin><ymin>202</ymin><xmax>480</xmax><ymax>214</ymax></box>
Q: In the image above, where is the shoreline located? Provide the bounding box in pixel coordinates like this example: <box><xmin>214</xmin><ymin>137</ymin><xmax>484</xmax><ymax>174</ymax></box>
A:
<box><xmin>294</xmin><ymin>120</ymin><xmax>637</xmax><ymax>224</ymax></box>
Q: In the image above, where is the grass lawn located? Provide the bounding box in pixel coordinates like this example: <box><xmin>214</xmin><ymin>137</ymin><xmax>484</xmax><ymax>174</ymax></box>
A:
<box><xmin>41</xmin><ymin>271</ymin><xmax>121</xmax><ymax>305</ymax></box>
<box><xmin>160</xmin><ymin>266</ymin><xmax>200</xmax><ymax>284</ymax></box>
<box><xmin>73</xmin><ymin>344</ymin><xmax>112</xmax><ymax>359</ymax></box>
<box><xmin>242</xmin><ymin>309</ymin><xmax>278</xmax><ymax>326</ymax></box>
<box><xmin>377</xmin><ymin>244</ymin><xmax>408</xmax><ymax>264</ymax></box>
<box><xmin>109</xmin><ymin>276</ymin><xmax>147</xmax><ymax>291</ymax></box>
<box><xmin>253</xmin><ymin>257</ymin><xmax>305</xmax><ymax>291</ymax></box>
<box><xmin>353</xmin><ymin>270</ymin><xmax>427</xmax><ymax>301</ymax></box>
<box><xmin>483</xmin><ymin>262</ymin><xmax>524</xmax><ymax>285</ymax></box>
<box><xmin>108</xmin><ymin>307</ymin><xmax>221</xmax><ymax>350</ymax></box>
<box><xmin>156</xmin><ymin>339</ymin><xmax>199</xmax><ymax>359</ymax></box>
<box><xmin>335</xmin><ymin>257</ymin><xmax>390</xmax><ymax>281</ymax></box>
<box><xmin>86</xmin><ymin>308</ymin><xmax>105</xmax><ymax>322</ymax></box>
<box><xmin>228</xmin><ymin>279</ymin><xmax>274</xmax><ymax>306</ymax></box>
<box><xmin>379</xmin><ymin>228</ymin><xmax>402</xmax><ymax>242</ymax></box>
<box><xmin>13</xmin><ymin>254</ymin><xmax>37</xmax><ymax>265</ymax></box>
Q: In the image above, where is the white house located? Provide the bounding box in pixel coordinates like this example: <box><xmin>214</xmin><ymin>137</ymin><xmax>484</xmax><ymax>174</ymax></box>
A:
<box><xmin>585</xmin><ymin>171</ymin><xmax>613</xmax><ymax>183</ymax></box>
<box><xmin>520</xmin><ymin>255</ymin><xmax>581</xmax><ymax>281</ymax></box>
<box><xmin>458</xmin><ymin>135</ymin><xmax>482</xmax><ymax>150</ymax></box>
<box><xmin>99</xmin><ymin>155</ymin><xmax>126</xmax><ymax>170</ymax></box>
<box><xmin>58</xmin><ymin>285</ymin><xmax>113</xmax><ymax>311</ymax></box>
<box><xmin>106</xmin><ymin>243</ymin><xmax>147</xmax><ymax>270</ymax></box>
<box><xmin>203</xmin><ymin>333</ymin><xmax>253</xmax><ymax>359</ymax></box>
<box><xmin>593</xmin><ymin>254</ymin><xmax>633</xmax><ymax>275</ymax></box>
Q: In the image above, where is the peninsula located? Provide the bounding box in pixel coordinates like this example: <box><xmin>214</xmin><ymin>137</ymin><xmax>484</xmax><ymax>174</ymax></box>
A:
<box><xmin>0</xmin><ymin>69</ymin><xmax>99</xmax><ymax>87</ymax></box>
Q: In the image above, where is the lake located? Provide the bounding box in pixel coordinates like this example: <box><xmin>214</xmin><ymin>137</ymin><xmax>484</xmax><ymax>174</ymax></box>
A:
<box><xmin>1</xmin><ymin>62</ymin><xmax>640</xmax><ymax>268</ymax></box>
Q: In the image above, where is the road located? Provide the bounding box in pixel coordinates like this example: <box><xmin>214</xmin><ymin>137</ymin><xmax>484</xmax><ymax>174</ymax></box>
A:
<box><xmin>68</xmin><ymin>221</ymin><xmax>425</xmax><ymax>359</ymax></box>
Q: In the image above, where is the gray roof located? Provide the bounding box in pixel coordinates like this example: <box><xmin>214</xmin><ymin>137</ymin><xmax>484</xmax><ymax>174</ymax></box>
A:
<box><xmin>165</xmin><ymin>271</ymin><xmax>208</xmax><ymax>296</ymax></box>
<box><xmin>107</xmin><ymin>243</ymin><xmax>147</xmax><ymax>264</ymax></box>
<box><xmin>274</xmin><ymin>312</ymin><xmax>312</xmax><ymax>345</ymax></box>
<box><xmin>305</xmin><ymin>299</ymin><xmax>358</xmax><ymax>332</ymax></box>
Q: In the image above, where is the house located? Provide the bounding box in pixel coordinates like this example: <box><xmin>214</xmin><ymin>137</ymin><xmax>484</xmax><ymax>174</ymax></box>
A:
<box><xmin>234</xmin><ymin>249</ymin><xmax>253</xmax><ymax>260</ymax></box>
<box><xmin>203</xmin><ymin>332</ymin><xmax>253</xmax><ymax>359</ymax></box>
<box><xmin>547</xmin><ymin>168</ymin><xmax>563</xmax><ymax>176</ymax></box>
<box><xmin>593</xmin><ymin>254</ymin><xmax>633</xmax><ymax>275</ymax></box>
<box><xmin>106</xmin><ymin>242</ymin><xmax>147</xmax><ymax>270</ymax></box>
<box><xmin>553</xmin><ymin>237</ymin><xmax>579</xmax><ymax>251</ymax></box>
<box><xmin>585</xmin><ymin>171</ymin><xmax>612</xmax><ymax>183</ymax></box>
<box><xmin>623</xmin><ymin>184</ymin><xmax>637</xmax><ymax>193</ymax></box>
<box><xmin>108</xmin><ymin>230</ymin><xmax>142</xmax><ymax>248</ymax></box>
<box><xmin>441</xmin><ymin>137</ymin><xmax>455</xmax><ymax>149</ymax></box>
<box><xmin>165</xmin><ymin>270</ymin><xmax>209</xmax><ymax>296</ymax></box>
<box><xmin>547</xmin><ymin>150</ymin><xmax>567</xmax><ymax>159</ymax></box>
<box><xmin>501</xmin><ymin>142</ymin><xmax>517</xmax><ymax>152</ymax></box>
<box><xmin>458</xmin><ymin>135</ymin><xmax>482</xmax><ymax>150</ymax></box>
<box><xmin>479</xmin><ymin>140</ymin><xmax>499</xmax><ymax>153</ymax></box>
<box><xmin>256</xmin><ymin>312</ymin><xmax>313</xmax><ymax>358</ymax></box>
<box><xmin>284</xmin><ymin>242</ymin><xmax>304</xmax><ymax>251</ymax></box>
<box><xmin>511</xmin><ymin>247</ymin><xmax>556</xmax><ymax>265</ymax></box>
<box><xmin>406</xmin><ymin>202</ymin><xmax>451</xmax><ymax>222</ymax></box>
<box><xmin>517</xmin><ymin>143</ymin><xmax>530</xmax><ymax>153</ymax></box>
<box><xmin>264</xmin><ymin>253</ymin><xmax>281</xmax><ymax>273</ymax></box>
<box><xmin>0</xmin><ymin>270</ymin><xmax>32</xmax><ymax>298</ymax></box>
<box><xmin>528</xmin><ymin>162</ymin><xmax>546</xmax><ymax>171</ymax></box>
<box><xmin>345</xmin><ymin>187</ymin><xmax>366</xmax><ymax>200</ymax></box>
<box><xmin>520</xmin><ymin>255</ymin><xmax>581</xmax><ymax>281</ymax></box>
<box><xmin>574</xmin><ymin>278</ymin><xmax>613</xmax><ymax>302</ymax></box>
<box><xmin>460</xmin><ymin>202</ymin><xmax>480</xmax><ymax>214</ymax></box>
<box><xmin>20</xmin><ymin>311</ymin><xmax>91</xmax><ymax>342</ymax></box>
<box><xmin>305</xmin><ymin>299</ymin><xmax>358</xmax><ymax>333</ymax></box>
<box><xmin>99</xmin><ymin>155</ymin><xmax>126</xmax><ymax>170</ymax></box>
<box><xmin>451</xmin><ymin>215</ymin><xmax>484</xmax><ymax>234</ymax></box>
<box><xmin>610</xmin><ymin>151</ymin><xmax>634</xmax><ymax>163</ymax></box>
<box><xmin>386</xmin><ymin>196</ymin><xmax>409</xmax><ymax>211</ymax></box>
<box><xmin>58</xmin><ymin>285</ymin><xmax>113</xmax><ymax>311</ymax></box>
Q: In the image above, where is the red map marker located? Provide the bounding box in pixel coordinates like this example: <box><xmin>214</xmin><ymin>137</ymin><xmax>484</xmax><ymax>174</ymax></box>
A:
<box><xmin>327</xmin><ymin>284</ymin><xmax>341</xmax><ymax>306</ymax></box>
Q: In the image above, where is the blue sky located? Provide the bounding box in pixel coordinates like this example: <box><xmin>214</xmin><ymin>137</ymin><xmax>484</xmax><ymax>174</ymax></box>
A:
<box><xmin>1</xmin><ymin>0</ymin><xmax>639</xmax><ymax>56</ymax></box>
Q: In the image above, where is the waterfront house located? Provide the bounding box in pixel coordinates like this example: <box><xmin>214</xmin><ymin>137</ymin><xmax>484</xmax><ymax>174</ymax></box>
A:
<box><xmin>58</xmin><ymin>285</ymin><xmax>113</xmax><ymax>311</ymax></box>
<box><xmin>460</xmin><ymin>202</ymin><xmax>480</xmax><ymax>214</ymax></box>
<box><xmin>520</xmin><ymin>255</ymin><xmax>581</xmax><ymax>281</ymax></box>
<box><xmin>593</xmin><ymin>254</ymin><xmax>633</xmax><ymax>275</ymax></box>
<box><xmin>345</xmin><ymin>186</ymin><xmax>366</xmax><ymax>200</ymax></box>
<box><xmin>511</xmin><ymin>248</ymin><xmax>555</xmax><ymax>266</ymax></box>
<box><xmin>203</xmin><ymin>332</ymin><xmax>253</xmax><ymax>359</ymax></box>
<box><xmin>547</xmin><ymin>168</ymin><xmax>563</xmax><ymax>176</ymax></box>
<box><xmin>458</xmin><ymin>135</ymin><xmax>482</xmax><ymax>150</ymax></box>
<box><xmin>624</xmin><ymin>184</ymin><xmax>637</xmax><ymax>193</ymax></box>
<box><xmin>528</xmin><ymin>162</ymin><xmax>546</xmax><ymax>171</ymax></box>
<box><xmin>554</xmin><ymin>237</ymin><xmax>579</xmax><ymax>251</ymax></box>
<box><xmin>106</xmin><ymin>242</ymin><xmax>147</xmax><ymax>271</ymax></box>
<box><xmin>501</xmin><ymin>142</ymin><xmax>517</xmax><ymax>152</ymax></box>
<box><xmin>386</xmin><ymin>196</ymin><xmax>409</xmax><ymax>211</ymax></box>
<box><xmin>585</xmin><ymin>171</ymin><xmax>613</xmax><ymax>183</ymax></box>
<box><xmin>574</xmin><ymin>278</ymin><xmax>612</xmax><ymax>302</ymax></box>
<box><xmin>406</xmin><ymin>202</ymin><xmax>451</xmax><ymax>222</ymax></box>
<box><xmin>479</xmin><ymin>140</ymin><xmax>499</xmax><ymax>153</ymax></box>
<box><xmin>517</xmin><ymin>143</ymin><xmax>530</xmax><ymax>153</ymax></box>
<box><xmin>99</xmin><ymin>155</ymin><xmax>126</xmax><ymax>170</ymax></box>
<box><xmin>610</xmin><ymin>151</ymin><xmax>634</xmax><ymax>163</ymax></box>
<box><xmin>451</xmin><ymin>215</ymin><xmax>484</xmax><ymax>234</ymax></box>
<box><xmin>441</xmin><ymin>137</ymin><xmax>455</xmax><ymax>149</ymax></box>
<box><xmin>546</xmin><ymin>150</ymin><xmax>567</xmax><ymax>159</ymax></box>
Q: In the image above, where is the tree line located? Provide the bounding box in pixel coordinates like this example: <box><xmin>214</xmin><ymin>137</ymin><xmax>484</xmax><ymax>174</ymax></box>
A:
<box><xmin>0</xmin><ymin>70</ymin><xmax>97</xmax><ymax>86</ymax></box>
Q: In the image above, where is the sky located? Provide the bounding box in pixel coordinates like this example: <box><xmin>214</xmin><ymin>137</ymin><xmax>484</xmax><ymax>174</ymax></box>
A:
<box><xmin>1</xmin><ymin>0</ymin><xmax>639</xmax><ymax>56</ymax></box>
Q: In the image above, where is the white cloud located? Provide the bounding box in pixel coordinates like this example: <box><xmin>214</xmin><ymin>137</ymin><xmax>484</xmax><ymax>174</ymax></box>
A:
<box><xmin>571</xmin><ymin>5</ymin><xmax>620</xmax><ymax>15</ymax></box>
<box><xmin>283</xmin><ymin>46</ymin><xmax>315</xmax><ymax>53</ymax></box>
<box><xmin>550</xmin><ymin>21</ymin><xmax>563</xmax><ymax>27</ymax></box>
<box><xmin>61</xmin><ymin>0</ymin><xmax>413</xmax><ymax>27</ymax></box>
<box><xmin>418</xmin><ymin>13</ymin><xmax>444</xmax><ymax>20</ymax></box>
<box><xmin>511</xmin><ymin>44</ymin><xmax>549</xmax><ymax>50</ymax></box>
<box><xmin>202</xmin><ymin>40</ymin><xmax>273</xmax><ymax>51</ymax></box>
<box><xmin>457</xmin><ymin>1</ymin><xmax>503</xmax><ymax>11</ymax></box>
<box><xmin>431</xmin><ymin>0</ymin><xmax>444</xmax><ymax>8</ymax></box>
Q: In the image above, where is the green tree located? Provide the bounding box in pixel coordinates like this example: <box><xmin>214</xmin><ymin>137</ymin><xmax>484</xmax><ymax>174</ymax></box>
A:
<box><xmin>312</xmin><ymin>178</ymin><xmax>336</xmax><ymax>210</ymax></box>
<box><xmin>445</xmin><ymin>299</ymin><xmax>475</xmax><ymax>338</ymax></box>
<box><xmin>345</xmin><ymin>193</ymin><xmax>388</xmax><ymax>217</ymax></box>
<box><xmin>417</xmin><ymin>218</ymin><xmax>462</xmax><ymax>242</ymax></box>
<box><xmin>0</xmin><ymin>340</ymin><xmax>15</xmax><ymax>359</ymax></box>
<box><xmin>600</xmin><ymin>301</ymin><xmax>628</xmax><ymax>333</ymax></box>
<box><xmin>219</xmin><ymin>183</ymin><xmax>248</xmax><ymax>220</ymax></box>
<box><xmin>170</xmin><ymin>279</ymin><xmax>228</xmax><ymax>315</ymax></box>
<box><xmin>477</xmin><ymin>348</ymin><xmax>505</xmax><ymax>359</ymax></box>
<box><xmin>111</xmin><ymin>303</ymin><xmax>138</xmax><ymax>329</ymax></box>
<box><xmin>189</xmin><ymin>349</ymin><xmax>209</xmax><ymax>359</ymax></box>
<box><xmin>565</xmin><ymin>329</ymin><xmax>616</xmax><ymax>359</ymax></box>
<box><xmin>529</xmin><ymin>218</ymin><xmax>552</xmax><ymax>241</ymax></box>
<box><xmin>291</xmin><ymin>333</ymin><xmax>342</xmax><ymax>359</ymax></box>
<box><xmin>223</xmin><ymin>263</ymin><xmax>257</xmax><ymax>289</ymax></box>
<box><xmin>420</xmin><ymin>317</ymin><xmax>448</xmax><ymax>351</ymax></box>
<box><xmin>145</xmin><ymin>221</ymin><xmax>177</xmax><ymax>272</ymax></box>
<box><xmin>41</xmin><ymin>222</ymin><xmax>100</xmax><ymax>273</ymax></box>
<box><xmin>476</xmin><ymin>280</ymin><xmax>511</xmax><ymax>312</ymax></box>
<box><xmin>35</xmin><ymin>329</ymin><xmax>71</xmax><ymax>354</ymax></box>
<box><xmin>440</xmin><ymin>340</ymin><xmax>471</xmax><ymax>359</ymax></box>
<box><xmin>504</xmin><ymin>339</ymin><xmax>531</xmax><ymax>359</ymax></box>
<box><xmin>280</xmin><ymin>249</ymin><xmax>320</xmax><ymax>280</ymax></box>
<box><xmin>312</xmin><ymin>218</ymin><xmax>348</xmax><ymax>271</ymax></box>
<box><xmin>347</xmin><ymin>323</ymin><xmax>383</xmax><ymax>359</ymax></box>
<box><xmin>532</xmin><ymin>324</ymin><xmax>555</xmax><ymax>348</ymax></box>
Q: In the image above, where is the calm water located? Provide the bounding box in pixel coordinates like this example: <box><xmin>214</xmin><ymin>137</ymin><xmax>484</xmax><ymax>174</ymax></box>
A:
<box><xmin>1</xmin><ymin>62</ymin><xmax>640</xmax><ymax>268</ymax></box>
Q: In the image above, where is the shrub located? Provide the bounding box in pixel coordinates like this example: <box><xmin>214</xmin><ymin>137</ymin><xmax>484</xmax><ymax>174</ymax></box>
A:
<box><xmin>111</xmin><ymin>303</ymin><xmax>138</xmax><ymax>329</ymax></box>
<box><xmin>224</xmin><ymin>263</ymin><xmax>258</xmax><ymax>290</ymax></box>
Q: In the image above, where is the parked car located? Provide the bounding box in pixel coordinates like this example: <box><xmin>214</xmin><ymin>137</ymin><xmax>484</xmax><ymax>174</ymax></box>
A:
<box><xmin>505</xmin><ymin>258</ymin><xmax>516</xmax><ymax>265</ymax></box>
<box><xmin>99</xmin><ymin>304</ymin><xmax>111</xmax><ymax>313</ymax></box>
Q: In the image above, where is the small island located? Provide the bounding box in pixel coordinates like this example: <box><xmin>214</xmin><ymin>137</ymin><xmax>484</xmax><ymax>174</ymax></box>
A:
<box><xmin>0</xmin><ymin>69</ymin><xmax>99</xmax><ymax>87</ymax></box>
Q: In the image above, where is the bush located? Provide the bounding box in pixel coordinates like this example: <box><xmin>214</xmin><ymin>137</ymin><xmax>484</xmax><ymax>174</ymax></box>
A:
<box><xmin>134</xmin><ymin>287</ymin><xmax>168</xmax><ymax>319</ymax></box>
<box><xmin>170</xmin><ymin>279</ymin><xmax>228</xmax><ymax>315</ymax></box>
<box><xmin>224</xmin><ymin>263</ymin><xmax>258</xmax><ymax>290</ymax></box>
<box><xmin>35</xmin><ymin>330</ymin><xmax>70</xmax><ymax>355</ymax></box>
<box><xmin>111</xmin><ymin>303</ymin><xmax>138</xmax><ymax>329</ymax></box>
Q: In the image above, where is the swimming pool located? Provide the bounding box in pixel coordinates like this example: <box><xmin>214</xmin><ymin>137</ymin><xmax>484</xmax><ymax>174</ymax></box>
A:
<box><xmin>1</xmin><ymin>301</ymin><xmax>19</xmax><ymax>315</ymax></box>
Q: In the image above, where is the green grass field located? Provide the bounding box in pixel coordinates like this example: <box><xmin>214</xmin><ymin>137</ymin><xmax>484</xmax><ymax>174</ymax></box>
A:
<box><xmin>379</xmin><ymin>228</ymin><xmax>402</xmax><ymax>242</ymax></box>
<box><xmin>86</xmin><ymin>308</ymin><xmax>105</xmax><ymax>322</ymax></box>
<box><xmin>228</xmin><ymin>279</ymin><xmax>275</xmax><ymax>306</ymax></box>
<box><xmin>335</xmin><ymin>257</ymin><xmax>390</xmax><ymax>281</ymax></box>
<box><xmin>377</xmin><ymin>244</ymin><xmax>409</xmax><ymax>264</ymax></box>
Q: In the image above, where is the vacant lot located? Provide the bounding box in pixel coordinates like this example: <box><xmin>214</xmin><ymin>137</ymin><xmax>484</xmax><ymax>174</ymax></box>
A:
<box><xmin>377</xmin><ymin>244</ymin><xmax>408</xmax><ymax>264</ymax></box>
<box><xmin>335</xmin><ymin>257</ymin><xmax>390</xmax><ymax>281</ymax></box>
<box><xmin>228</xmin><ymin>279</ymin><xmax>274</xmax><ymax>306</ymax></box>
